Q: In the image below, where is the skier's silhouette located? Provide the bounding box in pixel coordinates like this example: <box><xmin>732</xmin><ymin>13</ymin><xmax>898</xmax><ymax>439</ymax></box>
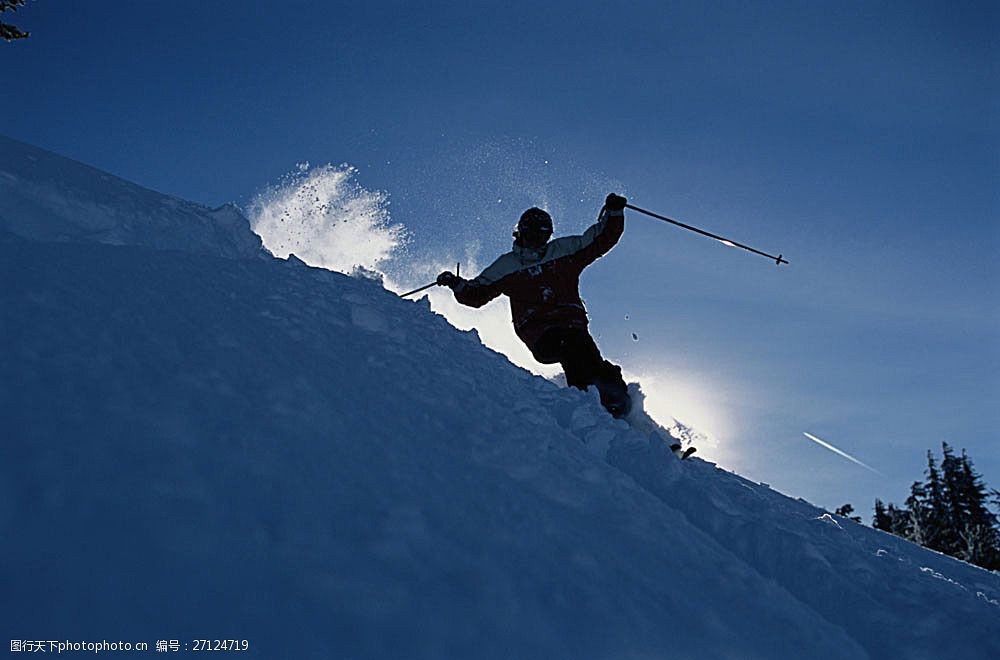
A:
<box><xmin>437</xmin><ymin>193</ymin><xmax>630</xmax><ymax>417</ymax></box>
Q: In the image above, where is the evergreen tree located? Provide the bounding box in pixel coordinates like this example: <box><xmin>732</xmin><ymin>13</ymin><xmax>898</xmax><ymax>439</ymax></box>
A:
<box><xmin>873</xmin><ymin>499</ymin><xmax>893</xmax><ymax>532</ymax></box>
<box><xmin>920</xmin><ymin>450</ymin><xmax>951</xmax><ymax>553</ymax></box>
<box><xmin>886</xmin><ymin>502</ymin><xmax>911</xmax><ymax>539</ymax></box>
<box><xmin>834</xmin><ymin>503</ymin><xmax>862</xmax><ymax>523</ymax></box>
<box><xmin>873</xmin><ymin>444</ymin><xmax>1000</xmax><ymax>571</ymax></box>
<box><xmin>904</xmin><ymin>480</ymin><xmax>931</xmax><ymax>546</ymax></box>
<box><xmin>954</xmin><ymin>449</ymin><xmax>1000</xmax><ymax>569</ymax></box>
<box><xmin>940</xmin><ymin>442</ymin><xmax>972</xmax><ymax>557</ymax></box>
<box><xmin>1</xmin><ymin>0</ymin><xmax>30</xmax><ymax>42</ymax></box>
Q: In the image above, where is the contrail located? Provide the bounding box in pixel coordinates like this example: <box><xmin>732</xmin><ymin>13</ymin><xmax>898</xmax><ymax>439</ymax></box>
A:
<box><xmin>803</xmin><ymin>432</ymin><xmax>884</xmax><ymax>477</ymax></box>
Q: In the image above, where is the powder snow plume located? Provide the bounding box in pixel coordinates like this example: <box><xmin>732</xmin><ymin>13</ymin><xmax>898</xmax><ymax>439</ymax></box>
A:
<box><xmin>248</xmin><ymin>163</ymin><xmax>406</xmax><ymax>274</ymax></box>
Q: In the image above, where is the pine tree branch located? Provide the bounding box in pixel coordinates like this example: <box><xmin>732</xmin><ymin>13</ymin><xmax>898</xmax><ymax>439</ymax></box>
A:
<box><xmin>1</xmin><ymin>0</ymin><xmax>30</xmax><ymax>42</ymax></box>
<box><xmin>1</xmin><ymin>22</ymin><xmax>29</xmax><ymax>41</ymax></box>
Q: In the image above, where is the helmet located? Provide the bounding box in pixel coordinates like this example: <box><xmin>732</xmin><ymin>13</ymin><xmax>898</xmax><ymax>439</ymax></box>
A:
<box><xmin>513</xmin><ymin>207</ymin><xmax>553</xmax><ymax>248</ymax></box>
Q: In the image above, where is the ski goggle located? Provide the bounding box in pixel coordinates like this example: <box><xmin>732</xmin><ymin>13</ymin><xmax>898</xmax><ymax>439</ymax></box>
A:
<box><xmin>514</xmin><ymin>225</ymin><xmax>552</xmax><ymax>246</ymax></box>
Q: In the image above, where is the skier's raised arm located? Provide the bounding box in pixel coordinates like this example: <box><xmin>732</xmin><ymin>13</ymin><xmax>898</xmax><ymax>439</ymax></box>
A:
<box><xmin>564</xmin><ymin>193</ymin><xmax>627</xmax><ymax>268</ymax></box>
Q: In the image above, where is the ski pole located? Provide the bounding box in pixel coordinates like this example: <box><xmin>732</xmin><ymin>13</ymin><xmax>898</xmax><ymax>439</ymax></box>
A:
<box><xmin>400</xmin><ymin>263</ymin><xmax>459</xmax><ymax>298</ymax></box>
<box><xmin>399</xmin><ymin>282</ymin><xmax>436</xmax><ymax>298</ymax></box>
<box><xmin>625</xmin><ymin>203</ymin><xmax>788</xmax><ymax>265</ymax></box>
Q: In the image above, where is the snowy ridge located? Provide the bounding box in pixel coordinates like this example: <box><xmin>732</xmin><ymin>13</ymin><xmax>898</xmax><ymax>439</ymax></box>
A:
<box><xmin>3</xmin><ymin>141</ymin><xmax>999</xmax><ymax>659</ymax></box>
<box><xmin>0</xmin><ymin>134</ymin><xmax>262</xmax><ymax>260</ymax></box>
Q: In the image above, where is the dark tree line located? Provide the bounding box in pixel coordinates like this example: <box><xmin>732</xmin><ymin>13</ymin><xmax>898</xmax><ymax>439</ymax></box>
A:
<box><xmin>870</xmin><ymin>443</ymin><xmax>1000</xmax><ymax>571</ymax></box>
<box><xmin>2</xmin><ymin>0</ymin><xmax>30</xmax><ymax>42</ymax></box>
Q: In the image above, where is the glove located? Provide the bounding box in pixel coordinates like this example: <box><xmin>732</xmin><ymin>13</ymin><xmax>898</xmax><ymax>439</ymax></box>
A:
<box><xmin>605</xmin><ymin>193</ymin><xmax>627</xmax><ymax>211</ymax></box>
<box><xmin>436</xmin><ymin>271</ymin><xmax>458</xmax><ymax>287</ymax></box>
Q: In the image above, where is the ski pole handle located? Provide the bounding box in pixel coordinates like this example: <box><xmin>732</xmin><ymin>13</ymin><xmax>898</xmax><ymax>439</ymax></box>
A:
<box><xmin>399</xmin><ymin>262</ymin><xmax>461</xmax><ymax>298</ymax></box>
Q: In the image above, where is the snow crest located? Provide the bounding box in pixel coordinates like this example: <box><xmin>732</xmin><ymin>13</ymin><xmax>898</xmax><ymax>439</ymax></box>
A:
<box><xmin>0</xmin><ymin>134</ymin><xmax>262</xmax><ymax>259</ymax></box>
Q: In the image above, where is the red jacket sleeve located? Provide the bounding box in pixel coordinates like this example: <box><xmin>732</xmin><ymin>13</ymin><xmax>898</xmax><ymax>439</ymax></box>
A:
<box><xmin>452</xmin><ymin>276</ymin><xmax>503</xmax><ymax>308</ymax></box>
<box><xmin>566</xmin><ymin>208</ymin><xmax>625</xmax><ymax>269</ymax></box>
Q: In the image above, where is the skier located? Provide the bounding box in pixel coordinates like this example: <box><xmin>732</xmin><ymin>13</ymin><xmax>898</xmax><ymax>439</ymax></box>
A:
<box><xmin>436</xmin><ymin>193</ymin><xmax>631</xmax><ymax>417</ymax></box>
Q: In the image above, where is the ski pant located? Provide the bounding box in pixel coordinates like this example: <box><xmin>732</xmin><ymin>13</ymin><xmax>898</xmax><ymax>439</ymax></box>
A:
<box><xmin>530</xmin><ymin>327</ymin><xmax>627</xmax><ymax>405</ymax></box>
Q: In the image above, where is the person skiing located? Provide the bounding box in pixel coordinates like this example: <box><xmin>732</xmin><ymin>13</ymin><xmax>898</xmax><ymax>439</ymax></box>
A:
<box><xmin>436</xmin><ymin>193</ymin><xmax>631</xmax><ymax>417</ymax></box>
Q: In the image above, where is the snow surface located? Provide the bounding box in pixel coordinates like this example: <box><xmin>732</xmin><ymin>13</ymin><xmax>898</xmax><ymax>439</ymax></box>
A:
<box><xmin>0</xmin><ymin>135</ymin><xmax>262</xmax><ymax>260</ymax></box>
<box><xmin>3</xmin><ymin>135</ymin><xmax>999</xmax><ymax>659</ymax></box>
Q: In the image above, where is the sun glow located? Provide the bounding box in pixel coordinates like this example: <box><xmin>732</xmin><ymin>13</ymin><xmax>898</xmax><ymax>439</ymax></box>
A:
<box><xmin>626</xmin><ymin>370</ymin><xmax>727</xmax><ymax>452</ymax></box>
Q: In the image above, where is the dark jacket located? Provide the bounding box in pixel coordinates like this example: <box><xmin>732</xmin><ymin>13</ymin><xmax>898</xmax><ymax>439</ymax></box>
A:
<box><xmin>449</xmin><ymin>208</ymin><xmax>624</xmax><ymax>349</ymax></box>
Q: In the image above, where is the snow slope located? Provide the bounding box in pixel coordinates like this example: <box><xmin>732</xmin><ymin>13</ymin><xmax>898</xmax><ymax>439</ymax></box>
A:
<box><xmin>3</xmin><ymin>137</ymin><xmax>999</xmax><ymax>659</ymax></box>
<box><xmin>0</xmin><ymin>134</ymin><xmax>262</xmax><ymax>259</ymax></box>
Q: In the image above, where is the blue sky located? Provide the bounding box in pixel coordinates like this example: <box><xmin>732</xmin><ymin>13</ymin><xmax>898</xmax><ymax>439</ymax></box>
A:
<box><xmin>4</xmin><ymin>1</ymin><xmax>998</xmax><ymax>517</ymax></box>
